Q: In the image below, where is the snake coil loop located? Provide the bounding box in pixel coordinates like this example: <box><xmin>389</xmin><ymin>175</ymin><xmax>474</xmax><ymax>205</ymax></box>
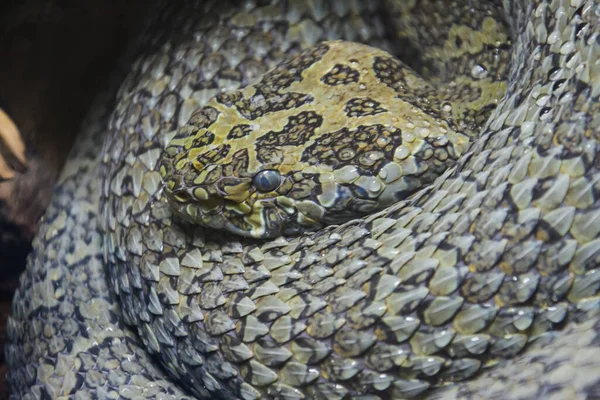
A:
<box><xmin>6</xmin><ymin>1</ymin><xmax>600</xmax><ymax>399</ymax></box>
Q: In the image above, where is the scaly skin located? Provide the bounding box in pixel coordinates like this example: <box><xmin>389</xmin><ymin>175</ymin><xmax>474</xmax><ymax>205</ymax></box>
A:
<box><xmin>160</xmin><ymin>41</ymin><xmax>481</xmax><ymax>238</ymax></box>
<box><xmin>6</xmin><ymin>0</ymin><xmax>600</xmax><ymax>399</ymax></box>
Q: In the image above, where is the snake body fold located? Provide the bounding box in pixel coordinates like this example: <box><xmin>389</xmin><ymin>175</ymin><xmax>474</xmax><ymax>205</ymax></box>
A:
<box><xmin>6</xmin><ymin>0</ymin><xmax>600</xmax><ymax>399</ymax></box>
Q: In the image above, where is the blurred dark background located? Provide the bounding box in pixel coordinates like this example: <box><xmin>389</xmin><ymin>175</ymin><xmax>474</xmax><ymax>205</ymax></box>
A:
<box><xmin>0</xmin><ymin>1</ymin><xmax>145</xmax><ymax>397</ymax></box>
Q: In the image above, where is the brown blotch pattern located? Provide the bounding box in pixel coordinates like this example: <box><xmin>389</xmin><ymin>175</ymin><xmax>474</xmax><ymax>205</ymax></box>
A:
<box><xmin>227</xmin><ymin>124</ymin><xmax>254</xmax><ymax>139</ymax></box>
<box><xmin>301</xmin><ymin>124</ymin><xmax>403</xmax><ymax>173</ymax></box>
<box><xmin>215</xmin><ymin>44</ymin><xmax>331</xmax><ymax>120</ymax></box>
<box><xmin>344</xmin><ymin>97</ymin><xmax>388</xmax><ymax>117</ymax></box>
<box><xmin>255</xmin><ymin>111</ymin><xmax>323</xmax><ymax>165</ymax></box>
<box><xmin>321</xmin><ymin>64</ymin><xmax>360</xmax><ymax>86</ymax></box>
<box><xmin>195</xmin><ymin>144</ymin><xmax>231</xmax><ymax>171</ymax></box>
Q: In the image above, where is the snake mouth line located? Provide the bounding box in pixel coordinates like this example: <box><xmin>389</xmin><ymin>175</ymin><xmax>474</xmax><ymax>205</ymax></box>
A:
<box><xmin>171</xmin><ymin>171</ymin><xmax>429</xmax><ymax>235</ymax></box>
<box><xmin>167</xmin><ymin>188</ymin><xmax>331</xmax><ymax>238</ymax></box>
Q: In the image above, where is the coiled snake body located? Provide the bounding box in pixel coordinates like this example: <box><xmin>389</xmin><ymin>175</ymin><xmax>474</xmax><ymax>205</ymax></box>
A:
<box><xmin>6</xmin><ymin>0</ymin><xmax>600</xmax><ymax>399</ymax></box>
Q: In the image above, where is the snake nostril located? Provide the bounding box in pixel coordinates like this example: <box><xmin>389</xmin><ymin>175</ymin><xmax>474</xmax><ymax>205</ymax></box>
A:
<box><xmin>252</xmin><ymin>170</ymin><xmax>282</xmax><ymax>193</ymax></box>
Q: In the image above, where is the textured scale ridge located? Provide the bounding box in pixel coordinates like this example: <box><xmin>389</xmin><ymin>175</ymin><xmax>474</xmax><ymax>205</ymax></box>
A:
<box><xmin>6</xmin><ymin>0</ymin><xmax>600</xmax><ymax>400</ymax></box>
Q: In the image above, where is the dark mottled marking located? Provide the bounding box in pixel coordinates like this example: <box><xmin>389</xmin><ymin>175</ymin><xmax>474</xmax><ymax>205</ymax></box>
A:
<box><xmin>373</xmin><ymin>56</ymin><xmax>464</xmax><ymax>127</ymax></box>
<box><xmin>344</xmin><ymin>97</ymin><xmax>387</xmax><ymax>117</ymax></box>
<box><xmin>216</xmin><ymin>91</ymin><xmax>243</xmax><ymax>108</ymax></box>
<box><xmin>301</xmin><ymin>124</ymin><xmax>403</xmax><ymax>173</ymax></box>
<box><xmin>190</xmin><ymin>106</ymin><xmax>220</xmax><ymax>129</ymax></box>
<box><xmin>228</xmin><ymin>124</ymin><xmax>254</xmax><ymax>139</ymax></box>
<box><xmin>388</xmin><ymin>0</ymin><xmax>512</xmax><ymax>82</ymax></box>
<box><xmin>257</xmin><ymin>147</ymin><xmax>285</xmax><ymax>165</ymax></box>
<box><xmin>195</xmin><ymin>144</ymin><xmax>231</xmax><ymax>170</ymax></box>
<box><xmin>191</xmin><ymin>130</ymin><xmax>214</xmax><ymax>147</ymax></box>
<box><xmin>255</xmin><ymin>110</ymin><xmax>323</xmax><ymax>165</ymax></box>
<box><xmin>230</xmin><ymin>149</ymin><xmax>250</xmax><ymax>172</ymax></box>
<box><xmin>217</xmin><ymin>91</ymin><xmax>314</xmax><ymax>121</ymax></box>
<box><xmin>321</xmin><ymin>64</ymin><xmax>360</xmax><ymax>85</ymax></box>
<box><xmin>373</xmin><ymin>57</ymin><xmax>408</xmax><ymax>88</ymax></box>
<box><xmin>216</xmin><ymin>44</ymin><xmax>330</xmax><ymax>120</ymax></box>
<box><xmin>256</xmin><ymin>111</ymin><xmax>323</xmax><ymax>157</ymax></box>
<box><xmin>441</xmin><ymin>84</ymin><xmax>482</xmax><ymax>103</ymax></box>
<box><xmin>165</xmin><ymin>107</ymin><xmax>220</xmax><ymax>158</ymax></box>
<box><xmin>261</xmin><ymin>43</ymin><xmax>331</xmax><ymax>92</ymax></box>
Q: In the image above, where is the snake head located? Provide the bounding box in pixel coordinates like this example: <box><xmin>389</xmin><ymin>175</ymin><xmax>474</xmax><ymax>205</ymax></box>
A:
<box><xmin>160</xmin><ymin>135</ymin><xmax>313</xmax><ymax>238</ymax></box>
<box><xmin>159</xmin><ymin>41</ymin><xmax>470</xmax><ymax>239</ymax></box>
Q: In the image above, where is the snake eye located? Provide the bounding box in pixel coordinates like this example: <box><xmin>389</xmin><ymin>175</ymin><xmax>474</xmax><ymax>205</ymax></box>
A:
<box><xmin>252</xmin><ymin>170</ymin><xmax>281</xmax><ymax>193</ymax></box>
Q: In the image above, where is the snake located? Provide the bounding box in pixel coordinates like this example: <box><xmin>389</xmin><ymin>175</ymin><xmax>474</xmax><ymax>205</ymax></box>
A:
<box><xmin>6</xmin><ymin>0</ymin><xmax>600</xmax><ymax>399</ymax></box>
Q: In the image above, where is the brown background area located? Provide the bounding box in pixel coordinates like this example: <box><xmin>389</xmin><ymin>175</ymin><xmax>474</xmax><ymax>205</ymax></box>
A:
<box><xmin>0</xmin><ymin>1</ymin><xmax>145</xmax><ymax>397</ymax></box>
